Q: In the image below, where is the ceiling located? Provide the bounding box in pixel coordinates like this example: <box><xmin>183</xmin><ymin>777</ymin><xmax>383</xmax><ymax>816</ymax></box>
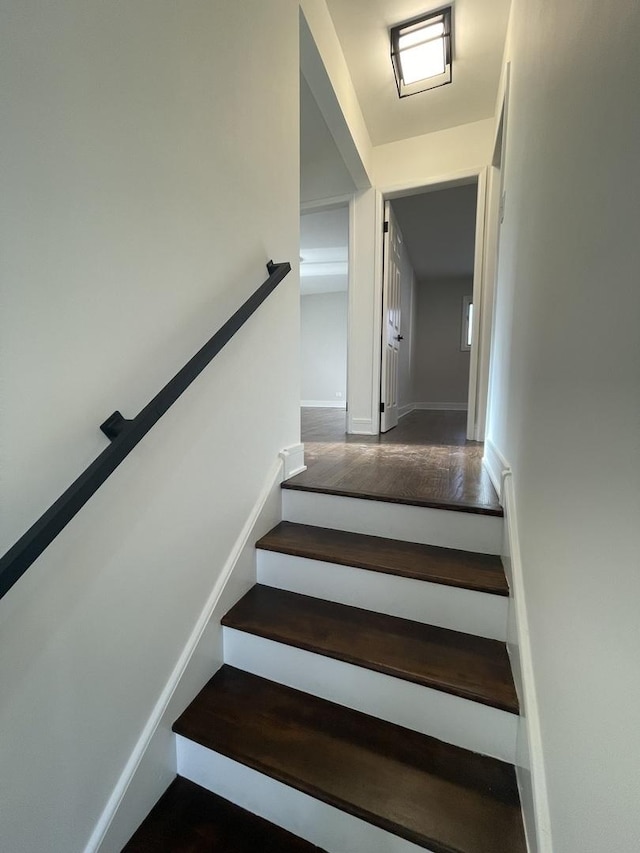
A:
<box><xmin>391</xmin><ymin>183</ymin><xmax>477</xmax><ymax>279</ymax></box>
<box><xmin>325</xmin><ymin>0</ymin><xmax>511</xmax><ymax>145</ymax></box>
<box><xmin>300</xmin><ymin>207</ymin><xmax>349</xmax><ymax>295</ymax></box>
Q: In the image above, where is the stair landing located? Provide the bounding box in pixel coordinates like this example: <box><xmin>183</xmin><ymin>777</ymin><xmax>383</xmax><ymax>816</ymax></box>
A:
<box><xmin>291</xmin><ymin>408</ymin><xmax>502</xmax><ymax>516</ymax></box>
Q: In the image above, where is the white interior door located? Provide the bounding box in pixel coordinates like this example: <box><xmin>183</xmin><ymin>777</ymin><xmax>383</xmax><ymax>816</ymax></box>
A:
<box><xmin>380</xmin><ymin>201</ymin><xmax>402</xmax><ymax>432</ymax></box>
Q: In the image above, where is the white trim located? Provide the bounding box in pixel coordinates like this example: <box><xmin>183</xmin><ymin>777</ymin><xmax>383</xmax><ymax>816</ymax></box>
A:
<box><xmin>300</xmin><ymin>193</ymin><xmax>354</xmax><ymax>212</ymax></box>
<box><xmin>466</xmin><ymin>168</ymin><xmax>487</xmax><ymax>439</ymax></box>
<box><xmin>349</xmin><ymin>416</ymin><xmax>376</xmax><ymax>435</ymax></box>
<box><xmin>502</xmin><ymin>470</ymin><xmax>552</xmax><ymax>853</ymax></box>
<box><xmin>301</xmin><ymin>400</ymin><xmax>346</xmax><ymax>409</ymax></box>
<box><xmin>371</xmin><ymin>189</ymin><xmax>385</xmax><ymax>433</ymax></box>
<box><xmin>177</xmin><ymin>741</ymin><xmax>429</xmax><ymax>853</ymax></box>
<box><xmin>413</xmin><ymin>402</ymin><xmax>468</xmax><ymax>411</ymax></box>
<box><xmin>279</xmin><ymin>443</ymin><xmax>306</xmax><ymax>480</ymax></box>
<box><xmin>398</xmin><ymin>403</ymin><xmax>415</xmax><ymax>419</ymax></box>
<box><xmin>346</xmin><ymin>193</ymin><xmax>357</xmax><ymax>433</ymax></box>
<box><xmin>86</xmin><ymin>458</ymin><xmax>284</xmax><ymax>853</ymax></box>
<box><xmin>282</xmin><ymin>490</ymin><xmax>503</xmax><ymax>554</ymax></box>
<box><xmin>257</xmin><ymin>551</ymin><xmax>508</xmax><ymax>640</ymax></box>
<box><xmin>380</xmin><ymin>167</ymin><xmax>485</xmax><ymax>201</ymax></box>
<box><xmin>224</xmin><ymin>629</ymin><xmax>517</xmax><ymax>762</ymax></box>
<box><xmin>483</xmin><ymin>438</ymin><xmax>509</xmax><ymax>501</ymax></box>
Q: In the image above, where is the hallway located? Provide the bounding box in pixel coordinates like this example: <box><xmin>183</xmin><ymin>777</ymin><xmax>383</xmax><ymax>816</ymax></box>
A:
<box><xmin>287</xmin><ymin>408</ymin><xmax>501</xmax><ymax>515</ymax></box>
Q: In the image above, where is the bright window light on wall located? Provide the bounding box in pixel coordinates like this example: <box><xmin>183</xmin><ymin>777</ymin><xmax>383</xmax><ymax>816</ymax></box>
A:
<box><xmin>390</xmin><ymin>7</ymin><xmax>452</xmax><ymax>98</ymax></box>
<box><xmin>461</xmin><ymin>295</ymin><xmax>473</xmax><ymax>351</ymax></box>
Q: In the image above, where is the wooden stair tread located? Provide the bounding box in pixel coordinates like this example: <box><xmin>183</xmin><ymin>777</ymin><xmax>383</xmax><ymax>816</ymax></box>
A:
<box><xmin>257</xmin><ymin>521</ymin><xmax>508</xmax><ymax>595</ymax></box>
<box><xmin>281</xmin><ymin>478</ymin><xmax>504</xmax><ymax>517</ymax></box>
<box><xmin>222</xmin><ymin>586</ymin><xmax>518</xmax><ymax>714</ymax></box>
<box><xmin>123</xmin><ymin>775</ymin><xmax>326</xmax><ymax>852</ymax></box>
<box><xmin>174</xmin><ymin>667</ymin><xmax>526</xmax><ymax>853</ymax></box>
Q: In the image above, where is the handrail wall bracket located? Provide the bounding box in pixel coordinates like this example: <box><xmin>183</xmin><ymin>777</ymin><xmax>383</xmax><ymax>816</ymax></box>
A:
<box><xmin>100</xmin><ymin>411</ymin><xmax>133</xmax><ymax>442</ymax></box>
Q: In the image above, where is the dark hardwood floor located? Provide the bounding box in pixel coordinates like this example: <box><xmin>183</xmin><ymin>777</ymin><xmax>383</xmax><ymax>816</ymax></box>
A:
<box><xmin>284</xmin><ymin>408</ymin><xmax>502</xmax><ymax>516</ymax></box>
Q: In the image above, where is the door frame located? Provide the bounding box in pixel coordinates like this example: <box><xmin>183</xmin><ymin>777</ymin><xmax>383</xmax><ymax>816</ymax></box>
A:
<box><xmin>300</xmin><ymin>193</ymin><xmax>355</xmax><ymax>422</ymax></box>
<box><xmin>376</xmin><ymin>168</ymin><xmax>491</xmax><ymax>440</ymax></box>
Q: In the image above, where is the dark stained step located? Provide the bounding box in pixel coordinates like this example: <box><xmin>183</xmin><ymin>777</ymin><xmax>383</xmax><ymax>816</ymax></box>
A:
<box><xmin>281</xmin><ymin>476</ymin><xmax>504</xmax><ymax>517</ymax></box>
<box><xmin>173</xmin><ymin>667</ymin><xmax>526</xmax><ymax>853</ymax></box>
<box><xmin>123</xmin><ymin>775</ymin><xmax>326</xmax><ymax>852</ymax></box>
<box><xmin>257</xmin><ymin>521</ymin><xmax>509</xmax><ymax>596</ymax></box>
<box><xmin>222</xmin><ymin>585</ymin><xmax>518</xmax><ymax>714</ymax></box>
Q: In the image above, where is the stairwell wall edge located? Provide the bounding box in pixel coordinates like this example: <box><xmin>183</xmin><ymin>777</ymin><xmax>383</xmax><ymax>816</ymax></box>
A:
<box><xmin>89</xmin><ymin>456</ymin><xmax>286</xmax><ymax>853</ymax></box>
<box><xmin>501</xmin><ymin>467</ymin><xmax>552</xmax><ymax>853</ymax></box>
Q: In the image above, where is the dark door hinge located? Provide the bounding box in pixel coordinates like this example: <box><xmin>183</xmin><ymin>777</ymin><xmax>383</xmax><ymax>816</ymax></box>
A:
<box><xmin>380</xmin><ymin>402</ymin><xmax>385</xmax><ymax>413</ymax></box>
<box><xmin>383</xmin><ymin>221</ymin><xmax>389</xmax><ymax>233</ymax></box>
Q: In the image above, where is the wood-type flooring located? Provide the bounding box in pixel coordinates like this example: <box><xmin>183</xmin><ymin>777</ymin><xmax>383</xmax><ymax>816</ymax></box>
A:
<box><xmin>284</xmin><ymin>409</ymin><xmax>502</xmax><ymax>515</ymax></box>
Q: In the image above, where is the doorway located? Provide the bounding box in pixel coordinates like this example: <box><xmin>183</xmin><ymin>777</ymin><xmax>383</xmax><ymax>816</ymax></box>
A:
<box><xmin>300</xmin><ymin>204</ymin><xmax>350</xmax><ymax>433</ymax></box>
<box><xmin>379</xmin><ymin>177</ymin><xmax>486</xmax><ymax>440</ymax></box>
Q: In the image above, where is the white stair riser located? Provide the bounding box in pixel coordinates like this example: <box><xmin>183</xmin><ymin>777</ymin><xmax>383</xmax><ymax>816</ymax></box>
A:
<box><xmin>282</xmin><ymin>491</ymin><xmax>503</xmax><ymax>554</ymax></box>
<box><xmin>223</xmin><ymin>628</ymin><xmax>518</xmax><ymax>763</ymax></box>
<box><xmin>257</xmin><ymin>551</ymin><xmax>508</xmax><ymax>641</ymax></box>
<box><xmin>176</xmin><ymin>738</ymin><xmax>431</xmax><ymax>853</ymax></box>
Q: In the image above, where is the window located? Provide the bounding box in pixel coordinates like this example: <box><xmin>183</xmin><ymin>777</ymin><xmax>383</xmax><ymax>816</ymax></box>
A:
<box><xmin>461</xmin><ymin>296</ymin><xmax>473</xmax><ymax>351</ymax></box>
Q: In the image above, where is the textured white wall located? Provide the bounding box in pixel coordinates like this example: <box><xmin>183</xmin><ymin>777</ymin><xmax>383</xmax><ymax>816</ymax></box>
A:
<box><xmin>413</xmin><ymin>278</ymin><xmax>472</xmax><ymax>406</ymax></box>
<box><xmin>301</xmin><ymin>291</ymin><xmax>348</xmax><ymax>404</ymax></box>
<box><xmin>487</xmin><ymin>0</ymin><xmax>640</xmax><ymax>850</ymax></box>
<box><xmin>0</xmin><ymin>2</ymin><xmax>299</xmax><ymax>851</ymax></box>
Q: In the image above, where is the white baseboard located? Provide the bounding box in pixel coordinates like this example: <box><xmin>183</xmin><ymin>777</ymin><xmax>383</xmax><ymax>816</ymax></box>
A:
<box><xmin>90</xmin><ymin>459</ymin><xmax>284</xmax><ymax>853</ymax></box>
<box><xmin>301</xmin><ymin>400</ymin><xmax>347</xmax><ymax>408</ymax></box>
<box><xmin>282</xmin><ymin>491</ymin><xmax>503</xmax><ymax>555</ymax></box>
<box><xmin>502</xmin><ymin>472</ymin><xmax>552</xmax><ymax>853</ymax></box>
<box><xmin>483</xmin><ymin>438</ymin><xmax>509</xmax><ymax>501</ymax></box>
<box><xmin>413</xmin><ymin>402</ymin><xmax>468</xmax><ymax>411</ymax></box>
<box><xmin>398</xmin><ymin>404</ymin><xmax>415</xmax><ymax>419</ymax></box>
<box><xmin>257</xmin><ymin>550</ymin><xmax>508</xmax><ymax>640</ymax></box>
<box><xmin>279</xmin><ymin>443</ymin><xmax>306</xmax><ymax>479</ymax></box>
<box><xmin>348</xmin><ymin>416</ymin><xmax>376</xmax><ymax>435</ymax></box>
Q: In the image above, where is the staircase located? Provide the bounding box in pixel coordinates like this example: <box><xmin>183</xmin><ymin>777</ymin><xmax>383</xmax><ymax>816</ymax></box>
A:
<box><xmin>125</xmin><ymin>486</ymin><xmax>526</xmax><ymax>853</ymax></box>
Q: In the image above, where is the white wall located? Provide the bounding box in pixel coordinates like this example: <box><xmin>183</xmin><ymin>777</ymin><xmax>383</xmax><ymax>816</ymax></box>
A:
<box><xmin>486</xmin><ymin>0</ymin><xmax>640</xmax><ymax>850</ymax></box>
<box><xmin>301</xmin><ymin>291</ymin><xmax>348</xmax><ymax>405</ymax></box>
<box><xmin>373</xmin><ymin>119</ymin><xmax>494</xmax><ymax>191</ymax></box>
<box><xmin>413</xmin><ymin>278</ymin><xmax>473</xmax><ymax>407</ymax></box>
<box><xmin>0</xmin><ymin>2</ymin><xmax>299</xmax><ymax>851</ymax></box>
<box><xmin>299</xmin><ymin>0</ymin><xmax>372</xmax><ymax>187</ymax></box>
<box><xmin>300</xmin><ymin>75</ymin><xmax>356</xmax><ymax>203</ymax></box>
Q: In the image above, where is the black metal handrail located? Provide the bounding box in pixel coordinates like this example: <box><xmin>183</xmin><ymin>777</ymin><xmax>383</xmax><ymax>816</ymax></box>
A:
<box><xmin>0</xmin><ymin>260</ymin><xmax>291</xmax><ymax>600</ymax></box>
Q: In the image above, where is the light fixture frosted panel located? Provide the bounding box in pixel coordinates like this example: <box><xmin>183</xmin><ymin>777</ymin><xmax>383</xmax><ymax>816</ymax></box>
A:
<box><xmin>391</xmin><ymin>8</ymin><xmax>452</xmax><ymax>98</ymax></box>
<box><xmin>399</xmin><ymin>39</ymin><xmax>446</xmax><ymax>84</ymax></box>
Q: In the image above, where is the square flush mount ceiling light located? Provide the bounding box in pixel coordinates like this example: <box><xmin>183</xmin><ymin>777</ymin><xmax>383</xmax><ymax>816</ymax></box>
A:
<box><xmin>390</xmin><ymin>7</ymin><xmax>452</xmax><ymax>97</ymax></box>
